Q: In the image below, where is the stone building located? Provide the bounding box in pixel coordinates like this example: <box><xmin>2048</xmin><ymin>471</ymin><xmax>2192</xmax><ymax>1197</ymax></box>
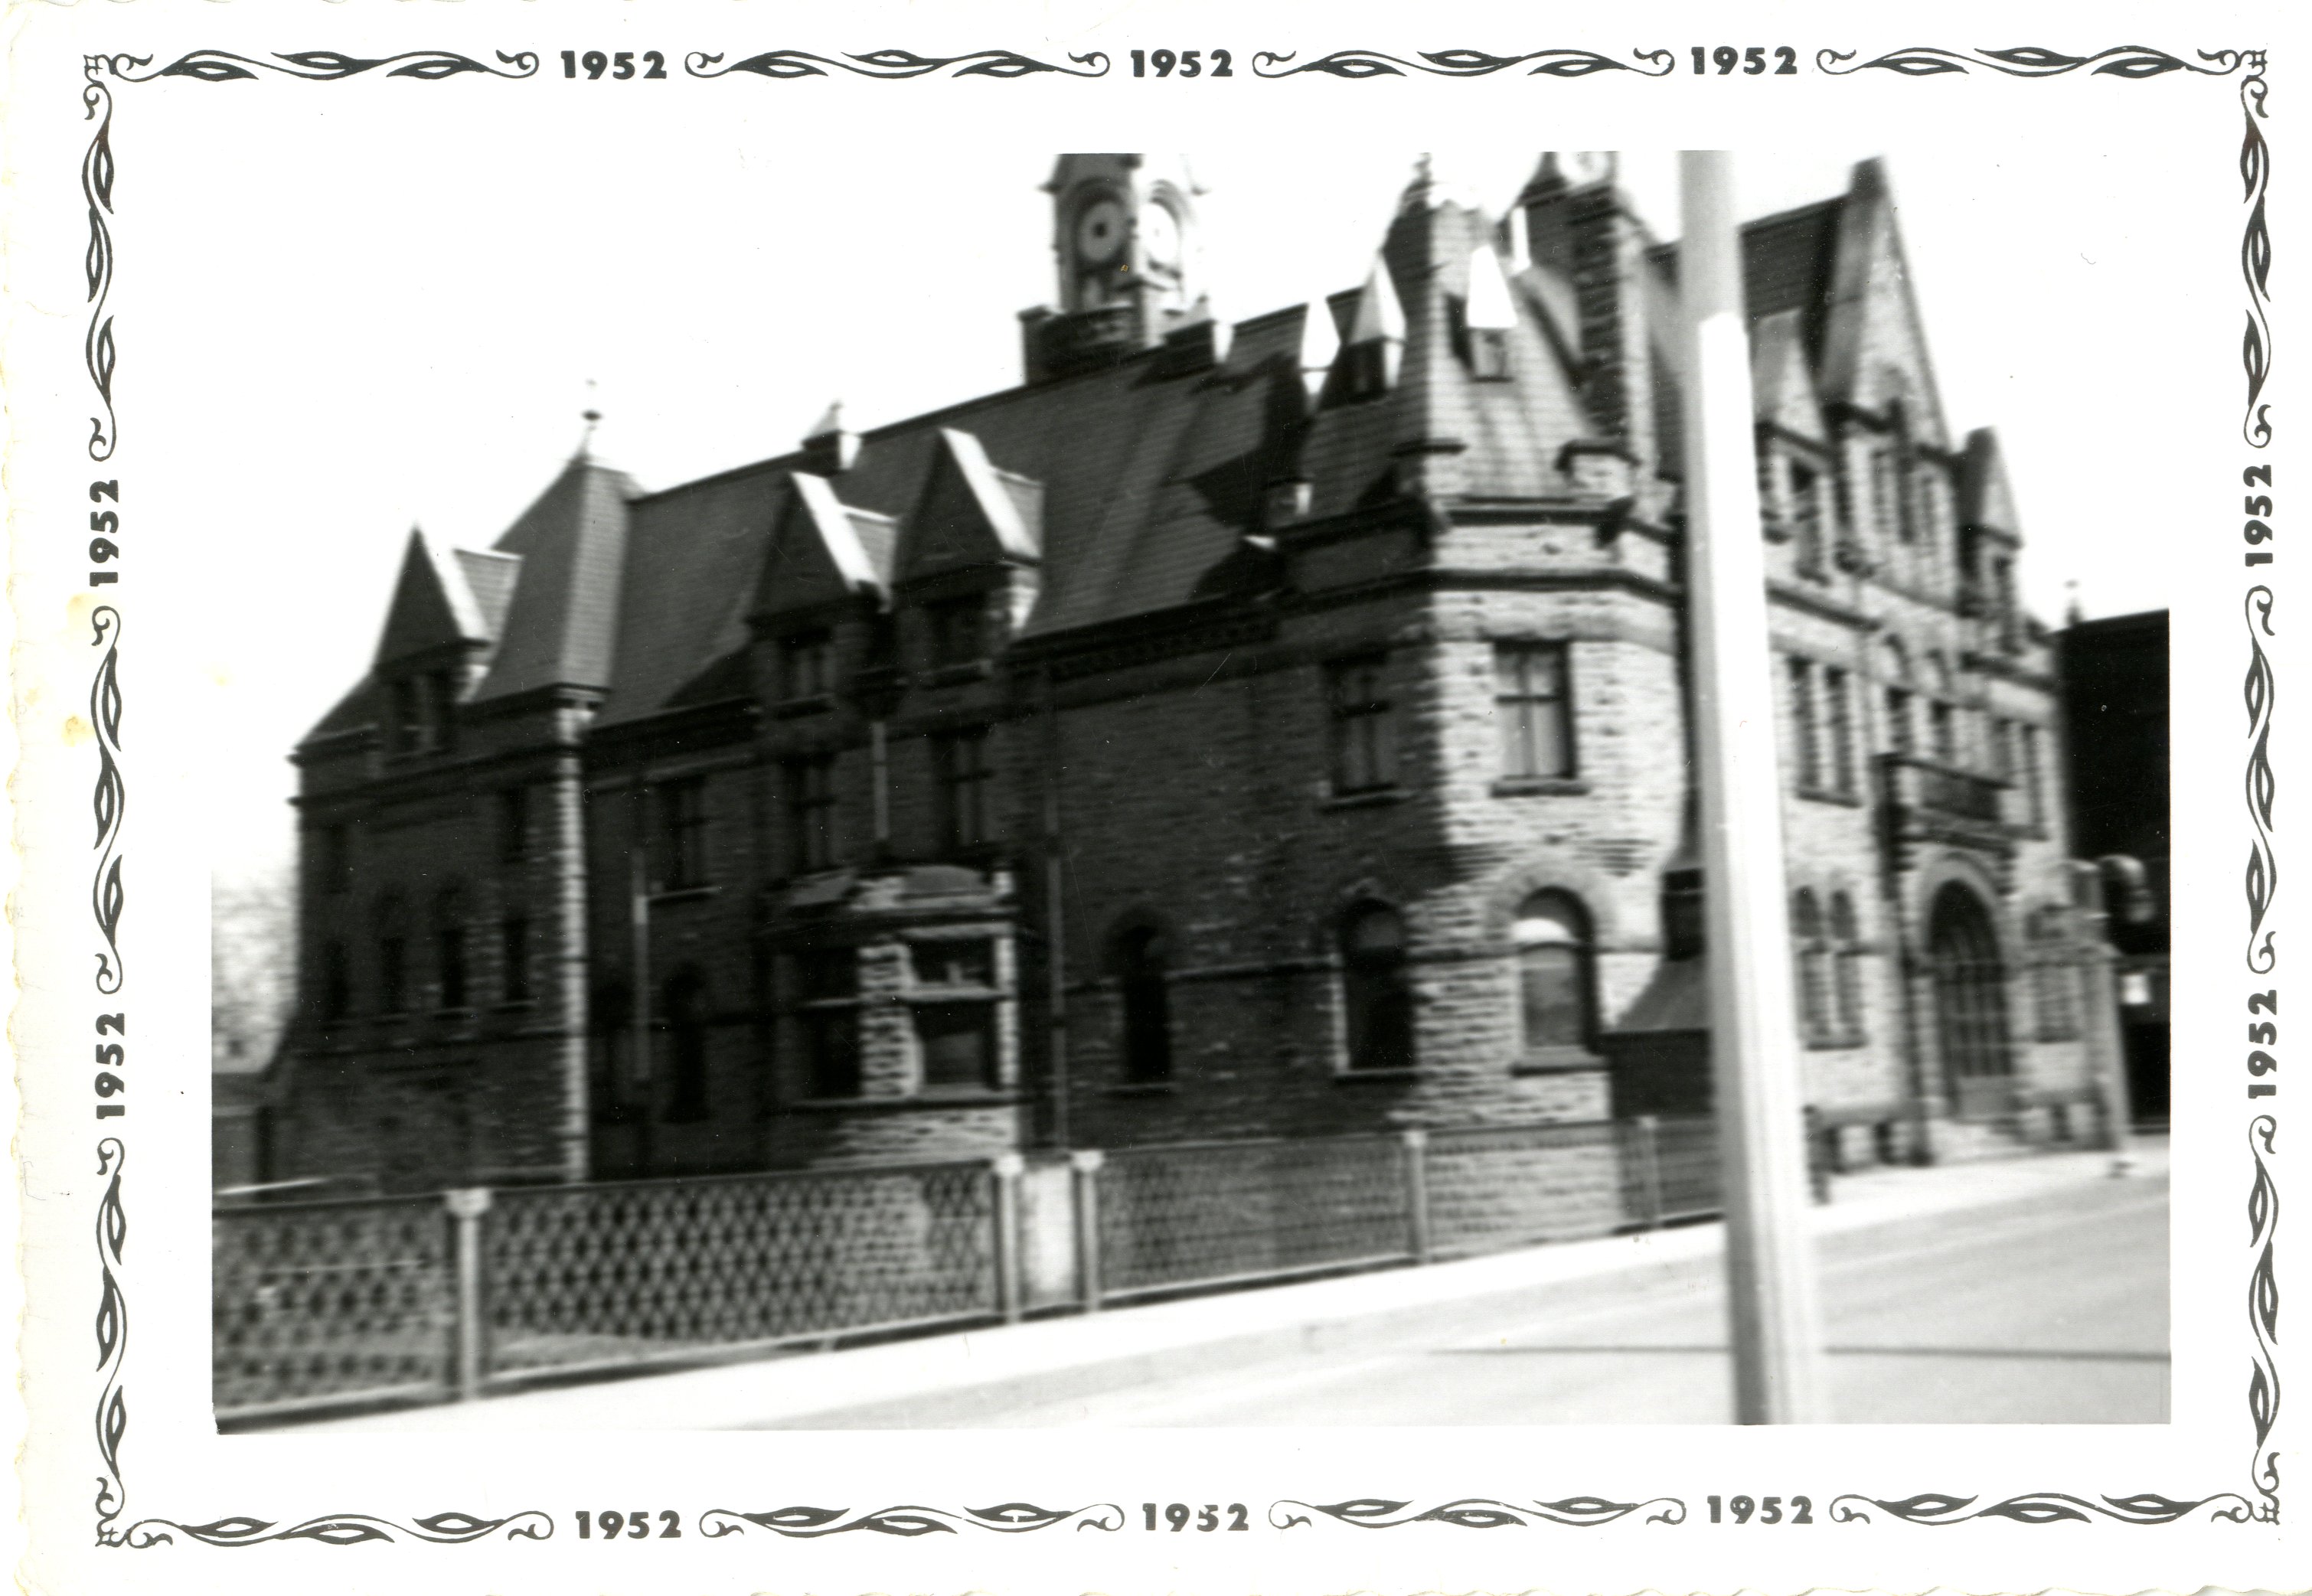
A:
<box><xmin>272</xmin><ymin>152</ymin><xmax>2095</xmax><ymax>1195</ymax></box>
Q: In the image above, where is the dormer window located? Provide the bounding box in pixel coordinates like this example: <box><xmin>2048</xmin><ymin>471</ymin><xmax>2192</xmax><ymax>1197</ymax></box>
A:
<box><xmin>1469</xmin><ymin>328</ymin><xmax>1510</xmax><ymax>380</ymax></box>
<box><xmin>926</xmin><ymin>595</ymin><xmax>985</xmax><ymax>668</ymax></box>
<box><xmin>383</xmin><ymin>669</ymin><xmax>456</xmax><ymax>757</ymax></box>
<box><xmin>781</xmin><ymin>629</ymin><xmax>835</xmax><ymax>702</ymax></box>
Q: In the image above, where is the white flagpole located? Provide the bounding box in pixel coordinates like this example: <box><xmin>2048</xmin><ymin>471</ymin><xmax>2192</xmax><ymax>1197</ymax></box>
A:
<box><xmin>1678</xmin><ymin>150</ymin><xmax>1831</xmax><ymax>1424</ymax></box>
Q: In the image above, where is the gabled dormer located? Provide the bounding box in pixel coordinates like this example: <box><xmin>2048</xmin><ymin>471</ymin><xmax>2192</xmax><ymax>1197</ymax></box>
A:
<box><xmin>894</xmin><ymin>429</ymin><xmax>1043</xmax><ymax>677</ymax></box>
<box><xmin>372</xmin><ymin>528</ymin><xmax>499</xmax><ymax>759</ymax></box>
<box><xmin>749</xmin><ymin>472</ymin><xmax>895</xmax><ymax>708</ymax></box>
<box><xmin>1958</xmin><ymin>426</ymin><xmax>2026</xmax><ymax>650</ymax></box>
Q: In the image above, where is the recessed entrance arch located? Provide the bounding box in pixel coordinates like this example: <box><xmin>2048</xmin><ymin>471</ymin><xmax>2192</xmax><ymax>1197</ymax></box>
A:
<box><xmin>1927</xmin><ymin>882</ymin><xmax>2015</xmax><ymax>1119</ymax></box>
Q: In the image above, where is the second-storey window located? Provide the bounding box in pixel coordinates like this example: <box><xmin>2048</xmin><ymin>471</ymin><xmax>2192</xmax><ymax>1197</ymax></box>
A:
<box><xmin>1494</xmin><ymin>643</ymin><xmax>1571</xmax><ymax>780</ymax></box>
<box><xmin>1788</xmin><ymin>658</ymin><xmax>1822</xmax><ymax>791</ymax></box>
<box><xmin>501</xmin><ymin>913</ymin><xmax>532</xmax><ymax>1003</ymax></box>
<box><xmin>1790</xmin><ymin>459</ymin><xmax>1826</xmax><ymax>575</ymax></box>
<box><xmin>498</xmin><ymin>788</ymin><xmax>530</xmax><ymax>864</ymax></box>
<box><xmin>934</xmin><ymin>727</ymin><xmax>994</xmax><ymax>850</ymax></box>
<box><xmin>1327</xmin><ymin>656</ymin><xmax>1396</xmax><ymax>795</ymax></box>
<box><xmin>660</xmin><ymin>776</ymin><xmax>708</xmax><ymax>889</ymax></box>
<box><xmin>435</xmin><ymin>889</ymin><xmax>468</xmax><ymax>1010</ymax></box>
<box><xmin>1824</xmin><ymin>667</ymin><xmax>1856</xmax><ymax>795</ymax></box>
<box><xmin>786</xmin><ymin>755</ymin><xmax>838</xmax><ymax>872</ymax></box>
<box><xmin>2019</xmin><ymin>723</ymin><xmax>2048</xmax><ymax>831</ymax></box>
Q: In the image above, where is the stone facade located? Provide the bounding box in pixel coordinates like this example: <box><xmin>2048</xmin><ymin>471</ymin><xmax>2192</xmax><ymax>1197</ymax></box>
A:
<box><xmin>269</xmin><ymin>153</ymin><xmax>2092</xmax><ymax>1195</ymax></box>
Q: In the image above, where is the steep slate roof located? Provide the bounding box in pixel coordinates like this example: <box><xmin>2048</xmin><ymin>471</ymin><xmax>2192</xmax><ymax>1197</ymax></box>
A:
<box><xmin>472</xmin><ymin>457</ymin><xmax>637</xmax><ymax>702</ymax></box>
<box><xmin>314</xmin><ymin>159</ymin><xmax>1940</xmax><ymax>749</ymax></box>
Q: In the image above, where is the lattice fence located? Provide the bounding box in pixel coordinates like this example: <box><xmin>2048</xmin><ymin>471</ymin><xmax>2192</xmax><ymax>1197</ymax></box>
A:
<box><xmin>213</xmin><ymin>1195</ymin><xmax>455</xmax><ymax>1418</ymax></box>
<box><xmin>1094</xmin><ymin>1134</ymin><xmax>1414</xmax><ymax>1299</ymax></box>
<box><xmin>485</xmin><ymin>1161</ymin><xmax>998</xmax><ymax>1380</ymax></box>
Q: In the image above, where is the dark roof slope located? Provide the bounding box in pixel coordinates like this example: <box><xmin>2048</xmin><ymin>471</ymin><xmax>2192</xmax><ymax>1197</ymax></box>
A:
<box><xmin>1647</xmin><ymin>195</ymin><xmax>1847</xmax><ymax>363</ymax></box>
<box><xmin>473</xmin><ymin>458</ymin><xmax>636</xmax><ymax>701</ymax></box>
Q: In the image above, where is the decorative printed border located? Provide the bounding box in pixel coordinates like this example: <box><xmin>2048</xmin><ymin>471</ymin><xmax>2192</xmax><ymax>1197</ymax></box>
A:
<box><xmin>1249</xmin><ymin>48</ymin><xmax>1672</xmax><ymax>79</ymax></box>
<box><xmin>700</xmin><ymin>1503</ymin><xmax>1126</xmax><ymax>1537</ymax></box>
<box><xmin>70</xmin><ymin>40</ymin><xmax>2278</xmax><ymax>1550</ymax></box>
<box><xmin>686</xmin><ymin>48</ymin><xmax>1107</xmax><ymax>80</ymax></box>
<box><xmin>1818</xmin><ymin>45</ymin><xmax>2250</xmax><ymax>79</ymax></box>
<box><xmin>1270</xmin><ymin>1497</ymin><xmax>1686</xmax><ymax>1530</ymax></box>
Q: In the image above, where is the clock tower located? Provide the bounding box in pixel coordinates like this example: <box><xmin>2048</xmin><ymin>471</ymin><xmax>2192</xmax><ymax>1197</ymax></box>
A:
<box><xmin>1024</xmin><ymin>155</ymin><xmax>1206</xmax><ymax>380</ymax></box>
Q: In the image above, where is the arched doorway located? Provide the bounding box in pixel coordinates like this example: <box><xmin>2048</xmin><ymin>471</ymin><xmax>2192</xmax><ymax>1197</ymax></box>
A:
<box><xmin>1928</xmin><ymin>883</ymin><xmax>2015</xmax><ymax>1119</ymax></box>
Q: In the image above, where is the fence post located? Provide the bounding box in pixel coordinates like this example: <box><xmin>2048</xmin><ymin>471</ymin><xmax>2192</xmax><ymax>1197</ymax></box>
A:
<box><xmin>1070</xmin><ymin>1149</ymin><xmax>1105</xmax><ymax>1313</ymax></box>
<box><xmin>991</xmin><ymin>1154</ymin><xmax>1026</xmax><ymax>1324</ymax></box>
<box><xmin>1399</xmin><ymin>1129</ymin><xmax>1432</xmax><ymax>1265</ymax></box>
<box><xmin>444</xmin><ymin>1186</ymin><xmax>493</xmax><ymax>1402</ymax></box>
<box><xmin>1632</xmin><ymin>1115</ymin><xmax>1665</xmax><ymax>1232</ymax></box>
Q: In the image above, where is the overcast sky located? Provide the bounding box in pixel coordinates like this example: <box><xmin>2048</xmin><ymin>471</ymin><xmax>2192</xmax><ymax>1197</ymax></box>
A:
<box><xmin>113</xmin><ymin>105</ymin><xmax>2217</xmax><ymax>888</ymax></box>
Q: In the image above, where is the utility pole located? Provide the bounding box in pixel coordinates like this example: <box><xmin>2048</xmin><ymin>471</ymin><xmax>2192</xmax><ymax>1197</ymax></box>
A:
<box><xmin>1678</xmin><ymin>151</ymin><xmax>1830</xmax><ymax>1424</ymax></box>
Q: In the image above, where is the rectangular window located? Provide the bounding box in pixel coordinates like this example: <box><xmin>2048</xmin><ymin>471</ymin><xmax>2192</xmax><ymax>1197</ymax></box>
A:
<box><xmin>911</xmin><ymin>938</ymin><xmax>996</xmax><ymax>989</ymax></box>
<box><xmin>786</xmin><ymin>755</ymin><xmax>838</xmax><ymax>872</ymax></box>
<box><xmin>1824</xmin><ymin>667</ymin><xmax>1855</xmax><ymax>795</ymax></box>
<box><xmin>660</xmin><ymin>776</ymin><xmax>708</xmax><ymax>889</ymax></box>
<box><xmin>1790</xmin><ymin>460</ymin><xmax>1824</xmax><ymax>575</ymax></box>
<box><xmin>926</xmin><ymin>596</ymin><xmax>984</xmax><ymax>668</ymax></box>
<box><xmin>1468</xmin><ymin>327</ymin><xmax>1510</xmax><ymax>380</ymax></box>
<box><xmin>498</xmin><ymin>788</ymin><xmax>530</xmax><ymax>864</ymax></box>
<box><xmin>388</xmin><ymin>678</ymin><xmax>423</xmax><ymax>756</ymax></box>
<box><xmin>1788</xmin><ymin>658</ymin><xmax>1821</xmax><ymax>791</ymax></box>
<box><xmin>781</xmin><ymin>629</ymin><xmax>834</xmax><ymax>701</ymax></box>
<box><xmin>1872</xmin><ymin>449</ymin><xmax>1908</xmax><ymax>543</ymax></box>
<box><xmin>934</xmin><ymin>728</ymin><xmax>994</xmax><ymax>850</ymax></box>
<box><xmin>436</xmin><ymin>923</ymin><xmax>468</xmax><ymax>1010</ymax></box>
<box><xmin>501</xmin><ymin>915</ymin><xmax>531</xmax><ymax>1003</ymax></box>
<box><xmin>1989</xmin><ymin>716</ymin><xmax>2015</xmax><ymax>780</ymax></box>
<box><xmin>1327</xmin><ymin>656</ymin><xmax>1396</xmax><ymax>795</ymax></box>
<box><xmin>320</xmin><ymin>940</ymin><xmax>351</xmax><ymax>1023</ymax></box>
<box><xmin>378</xmin><ymin>934</ymin><xmax>408</xmax><ymax>1015</ymax></box>
<box><xmin>1885</xmin><ymin>687</ymin><xmax>1915</xmax><ymax>757</ymax></box>
<box><xmin>791</xmin><ymin>948</ymin><xmax>863</xmax><ymax>1099</ymax></box>
<box><xmin>1493</xmin><ymin>643</ymin><xmax>1572</xmax><ymax>780</ymax></box>
<box><xmin>1930</xmin><ymin>700</ymin><xmax>1957</xmax><ymax>766</ymax></box>
<box><xmin>319</xmin><ymin>824</ymin><xmax>352</xmax><ymax>895</ymax></box>
<box><xmin>916</xmin><ymin>1002</ymin><xmax>998</xmax><ymax>1092</ymax></box>
<box><xmin>426</xmin><ymin>670</ymin><xmax>457</xmax><ymax>752</ymax></box>
<box><xmin>2020</xmin><ymin>724</ymin><xmax>2047</xmax><ymax>831</ymax></box>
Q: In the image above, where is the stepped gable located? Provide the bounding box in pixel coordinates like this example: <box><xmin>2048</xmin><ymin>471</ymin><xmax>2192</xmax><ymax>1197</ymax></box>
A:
<box><xmin>471</xmin><ymin>455</ymin><xmax>637</xmax><ymax>703</ymax></box>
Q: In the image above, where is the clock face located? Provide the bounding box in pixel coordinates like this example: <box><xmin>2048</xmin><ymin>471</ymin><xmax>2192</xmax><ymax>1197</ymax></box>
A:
<box><xmin>1140</xmin><ymin>202</ymin><xmax>1181</xmax><ymax>269</ymax></box>
<box><xmin>1075</xmin><ymin>197</ymin><xmax>1127</xmax><ymax>265</ymax></box>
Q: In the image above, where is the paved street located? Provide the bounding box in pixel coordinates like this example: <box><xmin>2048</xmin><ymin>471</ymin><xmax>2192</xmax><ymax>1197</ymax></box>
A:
<box><xmin>769</xmin><ymin>1172</ymin><xmax>2168</xmax><ymax>1428</ymax></box>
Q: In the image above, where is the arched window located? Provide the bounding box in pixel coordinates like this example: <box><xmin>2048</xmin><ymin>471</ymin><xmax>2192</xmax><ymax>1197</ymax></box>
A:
<box><xmin>1829</xmin><ymin>892</ymin><xmax>1865</xmax><ymax>1043</ymax></box>
<box><xmin>1514</xmin><ymin>891</ymin><xmax>1596</xmax><ymax>1058</ymax></box>
<box><xmin>1340</xmin><ymin>902</ymin><xmax>1414</xmax><ymax>1072</ymax></box>
<box><xmin>1115</xmin><ymin>923</ymin><xmax>1173</xmax><ymax>1085</ymax></box>
<box><xmin>375</xmin><ymin>893</ymin><xmax>408</xmax><ymax>1016</ymax></box>
<box><xmin>433</xmin><ymin>887</ymin><xmax>468</xmax><ymax>1010</ymax></box>
<box><xmin>1791</xmin><ymin>889</ymin><xmax>1830</xmax><ymax>1044</ymax></box>
<box><xmin>662</xmin><ymin>971</ymin><xmax>709</xmax><ymax>1123</ymax></box>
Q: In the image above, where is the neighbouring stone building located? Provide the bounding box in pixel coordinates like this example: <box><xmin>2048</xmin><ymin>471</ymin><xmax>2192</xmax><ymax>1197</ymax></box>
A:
<box><xmin>269</xmin><ymin>153</ymin><xmax>2098</xmax><ymax>1196</ymax></box>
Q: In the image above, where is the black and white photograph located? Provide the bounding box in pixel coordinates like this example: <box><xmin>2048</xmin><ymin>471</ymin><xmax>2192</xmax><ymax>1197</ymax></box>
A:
<box><xmin>3</xmin><ymin>5</ymin><xmax>2295</xmax><ymax>1594</ymax></box>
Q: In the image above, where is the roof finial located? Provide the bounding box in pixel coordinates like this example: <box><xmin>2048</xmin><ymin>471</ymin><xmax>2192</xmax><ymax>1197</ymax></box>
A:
<box><xmin>577</xmin><ymin>378</ymin><xmax>602</xmax><ymax>460</ymax></box>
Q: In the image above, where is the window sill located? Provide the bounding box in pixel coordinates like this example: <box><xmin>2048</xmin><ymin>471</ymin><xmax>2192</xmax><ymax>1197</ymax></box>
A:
<box><xmin>1798</xmin><ymin>785</ymin><xmax>1864</xmax><ymax>808</ymax></box>
<box><xmin>1491</xmin><ymin>776</ymin><xmax>1589</xmax><ymax>798</ymax></box>
<box><xmin>772</xmin><ymin>694</ymin><xmax>835</xmax><ymax>719</ymax></box>
<box><xmin>491</xmin><ymin>1000</ymin><xmax>537</xmax><ymax>1014</ymax></box>
<box><xmin>1320</xmin><ymin>786</ymin><xmax>1410</xmax><ymax>812</ymax></box>
<box><xmin>1804</xmin><ymin>1033</ymin><xmax>1868</xmax><ymax>1053</ymax></box>
<box><xmin>1334</xmin><ymin>1066</ymin><xmax>1419</xmax><ymax>1083</ymax></box>
<box><xmin>1512</xmin><ymin>1052</ymin><xmax>1605</xmax><ymax>1075</ymax></box>
<box><xmin>921</xmin><ymin>662</ymin><xmax>992</xmax><ymax>687</ymax></box>
<box><xmin>1104</xmin><ymin>1082</ymin><xmax>1177</xmax><ymax>1098</ymax></box>
<box><xmin>651</xmin><ymin>884</ymin><xmax>720</xmax><ymax>906</ymax></box>
<box><xmin>787</xmin><ymin>1090</ymin><xmax>1027</xmax><ymax>1114</ymax></box>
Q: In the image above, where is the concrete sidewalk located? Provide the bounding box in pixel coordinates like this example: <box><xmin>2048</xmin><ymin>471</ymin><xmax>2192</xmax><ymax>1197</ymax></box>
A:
<box><xmin>283</xmin><ymin>1141</ymin><xmax>2163</xmax><ymax>1433</ymax></box>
